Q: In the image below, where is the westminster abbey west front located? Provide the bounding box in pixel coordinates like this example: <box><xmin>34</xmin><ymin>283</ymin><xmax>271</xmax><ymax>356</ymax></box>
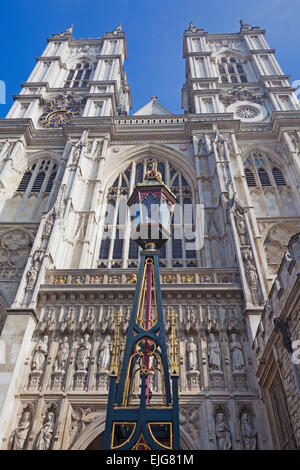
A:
<box><xmin>0</xmin><ymin>20</ymin><xmax>300</xmax><ymax>450</ymax></box>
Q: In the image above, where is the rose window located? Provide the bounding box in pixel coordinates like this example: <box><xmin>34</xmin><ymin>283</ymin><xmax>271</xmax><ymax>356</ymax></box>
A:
<box><xmin>236</xmin><ymin>106</ymin><xmax>259</xmax><ymax>119</ymax></box>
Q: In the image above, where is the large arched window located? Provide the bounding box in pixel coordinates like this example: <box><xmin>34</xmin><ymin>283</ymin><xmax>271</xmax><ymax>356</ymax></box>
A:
<box><xmin>64</xmin><ymin>62</ymin><xmax>93</xmax><ymax>89</ymax></box>
<box><xmin>98</xmin><ymin>158</ymin><xmax>199</xmax><ymax>268</ymax></box>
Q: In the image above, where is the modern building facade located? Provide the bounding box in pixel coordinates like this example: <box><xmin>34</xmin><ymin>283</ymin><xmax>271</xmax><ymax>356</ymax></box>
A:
<box><xmin>0</xmin><ymin>20</ymin><xmax>299</xmax><ymax>450</ymax></box>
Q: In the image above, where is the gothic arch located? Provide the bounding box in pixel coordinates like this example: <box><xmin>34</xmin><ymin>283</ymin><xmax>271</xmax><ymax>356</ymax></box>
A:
<box><xmin>70</xmin><ymin>413</ymin><xmax>196</xmax><ymax>450</ymax></box>
<box><xmin>102</xmin><ymin>144</ymin><xmax>197</xmax><ymax>195</ymax></box>
<box><xmin>96</xmin><ymin>145</ymin><xmax>200</xmax><ymax>268</ymax></box>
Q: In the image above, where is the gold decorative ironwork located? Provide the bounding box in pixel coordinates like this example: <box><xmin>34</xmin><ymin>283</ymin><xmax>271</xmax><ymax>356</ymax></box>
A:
<box><xmin>122</xmin><ymin>339</ymin><xmax>166</xmax><ymax>407</ymax></box>
<box><xmin>145</xmin><ymin>161</ymin><xmax>162</xmax><ymax>183</ymax></box>
<box><xmin>148</xmin><ymin>422</ymin><xmax>173</xmax><ymax>450</ymax></box>
<box><xmin>167</xmin><ymin>310</ymin><xmax>179</xmax><ymax>377</ymax></box>
<box><xmin>111</xmin><ymin>422</ymin><xmax>136</xmax><ymax>449</ymax></box>
<box><xmin>109</xmin><ymin>311</ymin><xmax>123</xmax><ymax>377</ymax></box>
<box><xmin>136</xmin><ymin>258</ymin><xmax>158</xmax><ymax>330</ymax></box>
<box><xmin>131</xmin><ymin>432</ymin><xmax>151</xmax><ymax>450</ymax></box>
<box><xmin>89</xmin><ymin>275</ymin><xmax>103</xmax><ymax>284</ymax></box>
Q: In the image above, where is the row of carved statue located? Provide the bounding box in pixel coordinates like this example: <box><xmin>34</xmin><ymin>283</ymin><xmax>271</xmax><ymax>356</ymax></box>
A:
<box><xmin>10</xmin><ymin>402</ymin><xmax>257</xmax><ymax>450</ymax></box>
<box><xmin>29</xmin><ymin>327</ymin><xmax>248</xmax><ymax>392</ymax></box>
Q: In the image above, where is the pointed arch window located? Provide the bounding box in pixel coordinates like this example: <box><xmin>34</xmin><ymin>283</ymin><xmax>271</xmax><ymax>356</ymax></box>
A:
<box><xmin>64</xmin><ymin>61</ymin><xmax>94</xmax><ymax>89</ymax></box>
<box><xmin>98</xmin><ymin>158</ymin><xmax>198</xmax><ymax>268</ymax></box>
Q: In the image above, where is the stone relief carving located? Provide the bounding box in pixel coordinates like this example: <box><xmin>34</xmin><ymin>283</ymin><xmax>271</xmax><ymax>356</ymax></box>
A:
<box><xmin>220</xmin><ymin>86</ymin><xmax>265</xmax><ymax>106</ymax></box>
<box><xmin>31</xmin><ymin>336</ymin><xmax>48</xmax><ymax>371</ymax></box>
<box><xmin>11</xmin><ymin>405</ymin><xmax>33</xmax><ymax>450</ymax></box>
<box><xmin>183</xmin><ymin>306</ymin><xmax>199</xmax><ymax>334</ymax></box>
<box><xmin>208</xmin><ymin>333</ymin><xmax>222</xmax><ymax>371</ymax></box>
<box><xmin>98</xmin><ymin>335</ymin><xmax>111</xmax><ymax>371</ymax></box>
<box><xmin>69</xmin><ymin>408</ymin><xmax>102</xmax><ymax>447</ymax></box>
<box><xmin>215</xmin><ymin>411</ymin><xmax>232</xmax><ymax>450</ymax></box>
<box><xmin>206</xmin><ymin>306</ymin><xmax>219</xmax><ymax>334</ymax></box>
<box><xmin>35</xmin><ymin>410</ymin><xmax>56</xmax><ymax>450</ymax></box>
<box><xmin>240</xmin><ymin>411</ymin><xmax>257</xmax><ymax>450</ymax></box>
<box><xmin>60</xmin><ymin>307</ymin><xmax>76</xmax><ymax>334</ymax></box>
<box><xmin>80</xmin><ymin>307</ymin><xmax>95</xmax><ymax>335</ymax></box>
<box><xmin>38</xmin><ymin>307</ymin><xmax>56</xmax><ymax>335</ymax></box>
<box><xmin>54</xmin><ymin>336</ymin><xmax>70</xmax><ymax>372</ymax></box>
<box><xmin>229</xmin><ymin>334</ymin><xmax>245</xmax><ymax>372</ymax></box>
<box><xmin>186</xmin><ymin>337</ymin><xmax>198</xmax><ymax>371</ymax></box>
<box><xmin>76</xmin><ymin>334</ymin><xmax>91</xmax><ymax>371</ymax></box>
<box><xmin>0</xmin><ymin>229</ymin><xmax>32</xmax><ymax>274</ymax></box>
<box><xmin>179</xmin><ymin>407</ymin><xmax>200</xmax><ymax>448</ymax></box>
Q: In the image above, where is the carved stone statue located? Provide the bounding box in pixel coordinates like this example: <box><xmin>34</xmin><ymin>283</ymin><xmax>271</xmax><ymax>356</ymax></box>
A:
<box><xmin>186</xmin><ymin>337</ymin><xmax>198</xmax><ymax>371</ymax></box>
<box><xmin>54</xmin><ymin>336</ymin><xmax>70</xmax><ymax>372</ymax></box>
<box><xmin>227</xmin><ymin>307</ymin><xmax>242</xmax><ymax>333</ymax></box>
<box><xmin>215</xmin><ymin>412</ymin><xmax>232</xmax><ymax>450</ymax></box>
<box><xmin>60</xmin><ymin>307</ymin><xmax>76</xmax><ymax>334</ymax></box>
<box><xmin>11</xmin><ymin>410</ymin><xmax>31</xmax><ymax>450</ymax></box>
<box><xmin>98</xmin><ymin>335</ymin><xmax>111</xmax><ymax>371</ymax></box>
<box><xmin>208</xmin><ymin>333</ymin><xmax>221</xmax><ymax>371</ymax></box>
<box><xmin>241</xmin><ymin>412</ymin><xmax>257</xmax><ymax>450</ymax></box>
<box><xmin>76</xmin><ymin>334</ymin><xmax>91</xmax><ymax>371</ymax></box>
<box><xmin>31</xmin><ymin>336</ymin><xmax>48</xmax><ymax>371</ymax></box>
<box><xmin>80</xmin><ymin>308</ymin><xmax>95</xmax><ymax>334</ymax></box>
<box><xmin>35</xmin><ymin>411</ymin><xmax>55</xmax><ymax>450</ymax></box>
<box><xmin>229</xmin><ymin>334</ymin><xmax>245</xmax><ymax>371</ymax></box>
<box><xmin>235</xmin><ymin>211</ymin><xmax>247</xmax><ymax>245</ymax></box>
<box><xmin>206</xmin><ymin>307</ymin><xmax>219</xmax><ymax>334</ymax></box>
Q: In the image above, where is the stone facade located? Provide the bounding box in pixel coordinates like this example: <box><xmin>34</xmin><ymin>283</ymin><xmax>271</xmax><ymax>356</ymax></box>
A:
<box><xmin>0</xmin><ymin>20</ymin><xmax>299</xmax><ymax>449</ymax></box>
<box><xmin>253</xmin><ymin>233</ymin><xmax>300</xmax><ymax>449</ymax></box>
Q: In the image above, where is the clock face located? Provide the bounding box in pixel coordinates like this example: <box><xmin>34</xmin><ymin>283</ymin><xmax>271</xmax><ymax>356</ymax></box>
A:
<box><xmin>38</xmin><ymin>106</ymin><xmax>80</xmax><ymax>128</ymax></box>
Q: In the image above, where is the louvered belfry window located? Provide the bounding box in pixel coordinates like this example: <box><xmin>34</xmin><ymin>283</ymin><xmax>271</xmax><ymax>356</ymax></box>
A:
<box><xmin>16</xmin><ymin>159</ymin><xmax>57</xmax><ymax>194</ymax></box>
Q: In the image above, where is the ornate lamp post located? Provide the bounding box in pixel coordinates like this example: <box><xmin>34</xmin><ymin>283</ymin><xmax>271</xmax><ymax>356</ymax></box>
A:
<box><xmin>103</xmin><ymin>162</ymin><xmax>180</xmax><ymax>450</ymax></box>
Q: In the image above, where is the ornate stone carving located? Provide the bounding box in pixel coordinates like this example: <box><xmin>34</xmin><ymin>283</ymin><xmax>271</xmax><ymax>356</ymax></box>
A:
<box><xmin>179</xmin><ymin>407</ymin><xmax>200</xmax><ymax>447</ymax></box>
<box><xmin>184</xmin><ymin>306</ymin><xmax>199</xmax><ymax>334</ymax></box>
<box><xmin>215</xmin><ymin>412</ymin><xmax>232</xmax><ymax>450</ymax></box>
<box><xmin>229</xmin><ymin>334</ymin><xmax>244</xmax><ymax>372</ymax></box>
<box><xmin>76</xmin><ymin>334</ymin><xmax>91</xmax><ymax>371</ymax></box>
<box><xmin>219</xmin><ymin>86</ymin><xmax>265</xmax><ymax>106</ymax></box>
<box><xmin>69</xmin><ymin>408</ymin><xmax>102</xmax><ymax>447</ymax></box>
<box><xmin>60</xmin><ymin>307</ymin><xmax>76</xmax><ymax>334</ymax></box>
<box><xmin>240</xmin><ymin>411</ymin><xmax>257</xmax><ymax>450</ymax></box>
<box><xmin>31</xmin><ymin>336</ymin><xmax>48</xmax><ymax>371</ymax></box>
<box><xmin>80</xmin><ymin>307</ymin><xmax>95</xmax><ymax>334</ymax></box>
<box><xmin>54</xmin><ymin>336</ymin><xmax>70</xmax><ymax>372</ymax></box>
<box><xmin>26</xmin><ymin>249</ymin><xmax>44</xmax><ymax>292</ymax></box>
<box><xmin>206</xmin><ymin>306</ymin><xmax>219</xmax><ymax>334</ymax></box>
<box><xmin>38</xmin><ymin>307</ymin><xmax>56</xmax><ymax>334</ymax></box>
<box><xmin>98</xmin><ymin>335</ymin><xmax>111</xmax><ymax>371</ymax></box>
<box><xmin>35</xmin><ymin>411</ymin><xmax>55</xmax><ymax>450</ymax></box>
<box><xmin>235</xmin><ymin>211</ymin><xmax>248</xmax><ymax>245</ymax></box>
<box><xmin>11</xmin><ymin>405</ymin><xmax>33</xmax><ymax>450</ymax></box>
<box><xmin>208</xmin><ymin>333</ymin><xmax>222</xmax><ymax>371</ymax></box>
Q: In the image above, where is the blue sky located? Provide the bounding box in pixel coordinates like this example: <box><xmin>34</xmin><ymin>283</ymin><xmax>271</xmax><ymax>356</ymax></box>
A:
<box><xmin>1</xmin><ymin>0</ymin><xmax>300</xmax><ymax>116</ymax></box>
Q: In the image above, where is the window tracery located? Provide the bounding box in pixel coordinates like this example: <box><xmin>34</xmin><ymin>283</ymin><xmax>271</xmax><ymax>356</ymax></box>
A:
<box><xmin>98</xmin><ymin>158</ymin><xmax>198</xmax><ymax>268</ymax></box>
